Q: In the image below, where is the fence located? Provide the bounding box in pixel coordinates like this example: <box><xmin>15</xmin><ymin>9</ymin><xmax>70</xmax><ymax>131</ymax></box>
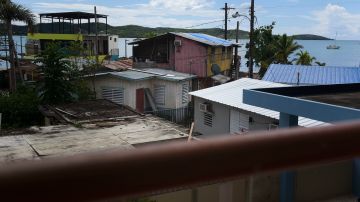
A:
<box><xmin>152</xmin><ymin>106</ymin><xmax>193</xmax><ymax>128</ymax></box>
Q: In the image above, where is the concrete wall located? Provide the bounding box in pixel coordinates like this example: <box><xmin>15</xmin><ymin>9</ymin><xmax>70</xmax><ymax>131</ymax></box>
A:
<box><xmin>88</xmin><ymin>75</ymin><xmax>191</xmax><ymax>110</ymax></box>
<box><xmin>193</xmin><ymin>97</ymin><xmax>277</xmax><ymax>137</ymax></box>
<box><xmin>206</xmin><ymin>46</ymin><xmax>233</xmax><ymax>76</ymax></box>
<box><xmin>108</xmin><ymin>35</ymin><xmax>119</xmax><ymax>54</ymax></box>
<box><xmin>174</xmin><ymin>36</ymin><xmax>208</xmax><ymax>77</ymax></box>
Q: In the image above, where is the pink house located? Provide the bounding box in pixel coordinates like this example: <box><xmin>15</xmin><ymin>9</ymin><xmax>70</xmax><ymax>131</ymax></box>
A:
<box><xmin>130</xmin><ymin>33</ymin><xmax>237</xmax><ymax>80</ymax></box>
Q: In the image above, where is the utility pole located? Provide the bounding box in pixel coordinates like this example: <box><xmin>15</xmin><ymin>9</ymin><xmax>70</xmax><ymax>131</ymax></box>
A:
<box><xmin>248</xmin><ymin>0</ymin><xmax>255</xmax><ymax>78</ymax></box>
<box><xmin>125</xmin><ymin>39</ymin><xmax>128</xmax><ymax>58</ymax></box>
<box><xmin>221</xmin><ymin>3</ymin><xmax>235</xmax><ymax>40</ymax></box>
<box><xmin>234</xmin><ymin>21</ymin><xmax>240</xmax><ymax>80</ymax></box>
<box><xmin>93</xmin><ymin>6</ymin><xmax>98</xmax><ymax>99</ymax></box>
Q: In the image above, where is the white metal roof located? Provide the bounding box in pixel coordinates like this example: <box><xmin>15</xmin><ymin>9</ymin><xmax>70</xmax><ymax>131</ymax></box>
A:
<box><xmin>189</xmin><ymin>78</ymin><xmax>329</xmax><ymax>128</ymax></box>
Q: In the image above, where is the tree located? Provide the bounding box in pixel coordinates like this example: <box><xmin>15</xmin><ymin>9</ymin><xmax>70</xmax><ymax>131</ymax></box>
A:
<box><xmin>0</xmin><ymin>0</ymin><xmax>35</xmax><ymax>92</ymax></box>
<box><xmin>295</xmin><ymin>50</ymin><xmax>316</xmax><ymax>65</ymax></box>
<box><xmin>274</xmin><ymin>34</ymin><xmax>303</xmax><ymax>64</ymax></box>
<box><xmin>245</xmin><ymin>22</ymin><xmax>278</xmax><ymax>77</ymax></box>
<box><xmin>36</xmin><ymin>43</ymin><xmax>82</xmax><ymax>104</ymax></box>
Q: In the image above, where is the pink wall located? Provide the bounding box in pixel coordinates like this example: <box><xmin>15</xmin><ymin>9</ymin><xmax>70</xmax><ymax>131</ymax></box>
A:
<box><xmin>174</xmin><ymin>36</ymin><xmax>207</xmax><ymax>77</ymax></box>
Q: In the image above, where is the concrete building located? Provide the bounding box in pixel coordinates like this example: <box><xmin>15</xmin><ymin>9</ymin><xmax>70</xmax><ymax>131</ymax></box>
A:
<box><xmin>87</xmin><ymin>68</ymin><xmax>196</xmax><ymax>114</ymax></box>
<box><xmin>26</xmin><ymin>12</ymin><xmax>119</xmax><ymax>60</ymax></box>
<box><xmin>189</xmin><ymin>78</ymin><xmax>327</xmax><ymax>137</ymax></box>
<box><xmin>130</xmin><ymin>32</ymin><xmax>238</xmax><ymax>89</ymax></box>
<box><xmin>262</xmin><ymin>64</ymin><xmax>360</xmax><ymax>85</ymax></box>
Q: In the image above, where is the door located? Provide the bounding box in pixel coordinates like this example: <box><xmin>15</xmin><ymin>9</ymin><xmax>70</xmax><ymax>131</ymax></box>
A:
<box><xmin>230</xmin><ymin>109</ymin><xmax>249</xmax><ymax>134</ymax></box>
<box><xmin>136</xmin><ymin>88</ymin><xmax>145</xmax><ymax>113</ymax></box>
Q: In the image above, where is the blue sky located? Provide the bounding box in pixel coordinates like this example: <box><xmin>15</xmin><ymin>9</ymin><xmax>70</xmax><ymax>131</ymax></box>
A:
<box><xmin>15</xmin><ymin>0</ymin><xmax>360</xmax><ymax>39</ymax></box>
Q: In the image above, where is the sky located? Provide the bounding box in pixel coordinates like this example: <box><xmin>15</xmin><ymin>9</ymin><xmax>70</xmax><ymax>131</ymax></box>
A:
<box><xmin>13</xmin><ymin>0</ymin><xmax>360</xmax><ymax>40</ymax></box>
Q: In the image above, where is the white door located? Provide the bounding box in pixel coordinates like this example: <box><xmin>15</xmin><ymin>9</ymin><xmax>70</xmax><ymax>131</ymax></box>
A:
<box><xmin>230</xmin><ymin>109</ymin><xmax>249</xmax><ymax>134</ymax></box>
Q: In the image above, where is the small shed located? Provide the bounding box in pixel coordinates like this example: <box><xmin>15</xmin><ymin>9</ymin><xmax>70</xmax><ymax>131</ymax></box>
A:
<box><xmin>87</xmin><ymin>68</ymin><xmax>196</xmax><ymax>114</ymax></box>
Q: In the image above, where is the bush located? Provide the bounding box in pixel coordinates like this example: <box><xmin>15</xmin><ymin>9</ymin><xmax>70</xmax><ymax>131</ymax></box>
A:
<box><xmin>0</xmin><ymin>86</ymin><xmax>42</xmax><ymax>128</ymax></box>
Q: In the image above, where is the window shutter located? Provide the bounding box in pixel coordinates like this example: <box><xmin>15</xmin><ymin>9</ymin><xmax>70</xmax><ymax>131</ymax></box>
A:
<box><xmin>101</xmin><ymin>87</ymin><xmax>124</xmax><ymax>105</ymax></box>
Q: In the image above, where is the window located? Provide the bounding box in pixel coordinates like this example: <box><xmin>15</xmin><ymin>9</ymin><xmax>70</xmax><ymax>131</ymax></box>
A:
<box><xmin>182</xmin><ymin>83</ymin><xmax>189</xmax><ymax>104</ymax></box>
<box><xmin>114</xmin><ymin>38</ymin><xmax>117</xmax><ymax>42</ymax></box>
<box><xmin>154</xmin><ymin>85</ymin><xmax>165</xmax><ymax>105</ymax></box>
<box><xmin>101</xmin><ymin>87</ymin><xmax>124</xmax><ymax>105</ymax></box>
<box><xmin>204</xmin><ymin>112</ymin><xmax>213</xmax><ymax>127</ymax></box>
<box><xmin>110</xmin><ymin>37</ymin><xmax>112</xmax><ymax>40</ymax></box>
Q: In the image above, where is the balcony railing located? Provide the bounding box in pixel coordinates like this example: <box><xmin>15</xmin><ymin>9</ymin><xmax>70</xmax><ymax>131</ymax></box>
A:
<box><xmin>1</xmin><ymin>121</ymin><xmax>360</xmax><ymax>201</ymax></box>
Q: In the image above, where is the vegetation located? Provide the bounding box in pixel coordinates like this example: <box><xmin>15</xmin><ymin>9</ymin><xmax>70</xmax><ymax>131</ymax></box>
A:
<box><xmin>295</xmin><ymin>50</ymin><xmax>316</xmax><ymax>65</ymax></box>
<box><xmin>0</xmin><ymin>0</ymin><xmax>35</xmax><ymax>92</ymax></box>
<box><xmin>246</xmin><ymin>22</ymin><xmax>326</xmax><ymax>77</ymax></box>
<box><xmin>274</xmin><ymin>34</ymin><xmax>303</xmax><ymax>64</ymax></box>
<box><xmin>36</xmin><ymin>42</ymin><xmax>92</xmax><ymax>104</ymax></box>
<box><xmin>0</xmin><ymin>85</ymin><xmax>42</xmax><ymax>128</ymax></box>
<box><xmin>8</xmin><ymin>23</ymin><xmax>329</xmax><ymax>40</ymax></box>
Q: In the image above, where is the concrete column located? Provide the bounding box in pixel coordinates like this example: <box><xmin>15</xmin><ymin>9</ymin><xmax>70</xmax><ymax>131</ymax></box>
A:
<box><xmin>279</xmin><ymin>113</ymin><xmax>298</xmax><ymax>202</ymax></box>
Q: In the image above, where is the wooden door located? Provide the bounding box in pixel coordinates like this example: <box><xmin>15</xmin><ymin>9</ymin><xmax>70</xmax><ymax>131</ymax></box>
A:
<box><xmin>136</xmin><ymin>88</ymin><xmax>145</xmax><ymax>113</ymax></box>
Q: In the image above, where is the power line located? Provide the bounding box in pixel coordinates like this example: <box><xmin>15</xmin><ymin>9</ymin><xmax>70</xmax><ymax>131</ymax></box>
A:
<box><xmin>183</xmin><ymin>19</ymin><xmax>225</xmax><ymax>29</ymax></box>
<box><xmin>221</xmin><ymin>3</ymin><xmax>235</xmax><ymax>40</ymax></box>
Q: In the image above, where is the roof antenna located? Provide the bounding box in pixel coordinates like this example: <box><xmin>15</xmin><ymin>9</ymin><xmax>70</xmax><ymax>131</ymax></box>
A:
<box><xmin>297</xmin><ymin>72</ymin><xmax>300</xmax><ymax>86</ymax></box>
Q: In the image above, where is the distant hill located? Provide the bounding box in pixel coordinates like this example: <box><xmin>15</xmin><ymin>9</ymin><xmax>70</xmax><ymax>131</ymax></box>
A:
<box><xmin>2</xmin><ymin>23</ymin><xmax>329</xmax><ymax>40</ymax></box>
<box><xmin>292</xmin><ymin>34</ymin><xmax>331</xmax><ymax>40</ymax></box>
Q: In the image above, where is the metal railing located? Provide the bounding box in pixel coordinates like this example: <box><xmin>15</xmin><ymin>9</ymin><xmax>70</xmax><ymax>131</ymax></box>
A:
<box><xmin>1</xmin><ymin>121</ymin><xmax>360</xmax><ymax>201</ymax></box>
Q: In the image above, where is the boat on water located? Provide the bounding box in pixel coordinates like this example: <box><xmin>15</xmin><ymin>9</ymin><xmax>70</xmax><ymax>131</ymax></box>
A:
<box><xmin>326</xmin><ymin>44</ymin><xmax>340</xmax><ymax>49</ymax></box>
<box><xmin>326</xmin><ymin>33</ymin><xmax>340</xmax><ymax>50</ymax></box>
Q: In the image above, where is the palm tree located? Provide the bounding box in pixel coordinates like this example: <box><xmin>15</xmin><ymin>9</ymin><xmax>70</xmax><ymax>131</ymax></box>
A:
<box><xmin>274</xmin><ymin>34</ymin><xmax>303</xmax><ymax>64</ymax></box>
<box><xmin>0</xmin><ymin>0</ymin><xmax>35</xmax><ymax>92</ymax></box>
<box><xmin>295</xmin><ymin>50</ymin><xmax>316</xmax><ymax>65</ymax></box>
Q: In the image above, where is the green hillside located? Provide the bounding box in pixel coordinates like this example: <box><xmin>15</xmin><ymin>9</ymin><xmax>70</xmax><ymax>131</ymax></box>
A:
<box><xmin>3</xmin><ymin>23</ymin><xmax>329</xmax><ymax>40</ymax></box>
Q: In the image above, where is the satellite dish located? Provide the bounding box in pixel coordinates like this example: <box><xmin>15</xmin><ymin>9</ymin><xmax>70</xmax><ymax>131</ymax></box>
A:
<box><xmin>211</xmin><ymin>64</ymin><xmax>221</xmax><ymax>75</ymax></box>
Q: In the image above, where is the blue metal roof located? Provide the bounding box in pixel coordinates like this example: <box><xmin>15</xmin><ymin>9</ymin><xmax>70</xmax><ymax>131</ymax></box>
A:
<box><xmin>171</xmin><ymin>32</ymin><xmax>236</xmax><ymax>47</ymax></box>
<box><xmin>262</xmin><ymin>64</ymin><xmax>360</xmax><ymax>85</ymax></box>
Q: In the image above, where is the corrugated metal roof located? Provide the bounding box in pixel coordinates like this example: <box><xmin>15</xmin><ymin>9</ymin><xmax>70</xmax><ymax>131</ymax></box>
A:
<box><xmin>129</xmin><ymin>32</ymin><xmax>237</xmax><ymax>47</ymax></box>
<box><xmin>171</xmin><ymin>32</ymin><xmax>236</xmax><ymax>47</ymax></box>
<box><xmin>97</xmin><ymin>71</ymin><xmax>155</xmax><ymax>81</ymax></box>
<box><xmin>96</xmin><ymin>68</ymin><xmax>196</xmax><ymax>81</ymax></box>
<box><xmin>263</xmin><ymin>64</ymin><xmax>360</xmax><ymax>85</ymax></box>
<box><xmin>189</xmin><ymin>78</ymin><xmax>329</xmax><ymax>128</ymax></box>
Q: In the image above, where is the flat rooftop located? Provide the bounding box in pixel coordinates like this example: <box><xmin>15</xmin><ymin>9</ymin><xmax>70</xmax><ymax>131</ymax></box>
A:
<box><xmin>1</xmin><ymin>100</ymin><xmax>189</xmax><ymax>164</ymax></box>
<box><xmin>39</xmin><ymin>12</ymin><xmax>107</xmax><ymax>19</ymax></box>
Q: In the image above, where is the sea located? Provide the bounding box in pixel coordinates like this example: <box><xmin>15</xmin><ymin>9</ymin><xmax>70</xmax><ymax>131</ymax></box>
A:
<box><xmin>1</xmin><ymin>36</ymin><xmax>360</xmax><ymax>72</ymax></box>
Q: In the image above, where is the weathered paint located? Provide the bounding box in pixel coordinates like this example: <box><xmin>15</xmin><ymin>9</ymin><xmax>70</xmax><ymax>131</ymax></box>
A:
<box><xmin>193</xmin><ymin>97</ymin><xmax>277</xmax><ymax>137</ymax></box>
<box><xmin>87</xmin><ymin>75</ymin><xmax>191</xmax><ymax>110</ymax></box>
<box><xmin>174</xmin><ymin>36</ymin><xmax>208</xmax><ymax>77</ymax></box>
<box><xmin>206</xmin><ymin>46</ymin><xmax>233</xmax><ymax>76</ymax></box>
<box><xmin>27</xmin><ymin>33</ymin><xmax>83</xmax><ymax>41</ymax></box>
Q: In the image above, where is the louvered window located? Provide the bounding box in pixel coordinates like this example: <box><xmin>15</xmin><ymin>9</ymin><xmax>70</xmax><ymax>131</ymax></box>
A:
<box><xmin>101</xmin><ymin>87</ymin><xmax>124</xmax><ymax>105</ymax></box>
<box><xmin>182</xmin><ymin>83</ymin><xmax>189</xmax><ymax>104</ymax></box>
<box><xmin>204</xmin><ymin>112</ymin><xmax>213</xmax><ymax>127</ymax></box>
<box><xmin>154</xmin><ymin>85</ymin><xmax>165</xmax><ymax>105</ymax></box>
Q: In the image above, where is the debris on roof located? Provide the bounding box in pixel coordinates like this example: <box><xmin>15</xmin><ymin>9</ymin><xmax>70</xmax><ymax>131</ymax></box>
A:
<box><xmin>103</xmin><ymin>59</ymin><xmax>133</xmax><ymax>71</ymax></box>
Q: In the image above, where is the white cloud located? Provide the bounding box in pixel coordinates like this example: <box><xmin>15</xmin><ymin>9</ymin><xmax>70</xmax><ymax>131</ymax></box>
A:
<box><xmin>32</xmin><ymin>1</ymin><xmax>222</xmax><ymax>28</ymax></box>
<box><xmin>273</xmin><ymin>4</ymin><xmax>360</xmax><ymax>39</ymax></box>
<box><xmin>148</xmin><ymin>0</ymin><xmax>214</xmax><ymax>10</ymax></box>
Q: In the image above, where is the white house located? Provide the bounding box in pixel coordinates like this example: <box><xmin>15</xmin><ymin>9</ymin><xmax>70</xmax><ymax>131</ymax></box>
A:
<box><xmin>189</xmin><ymin>78</ymin><xmax>327</xmax><ymax>137</ymax></box>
